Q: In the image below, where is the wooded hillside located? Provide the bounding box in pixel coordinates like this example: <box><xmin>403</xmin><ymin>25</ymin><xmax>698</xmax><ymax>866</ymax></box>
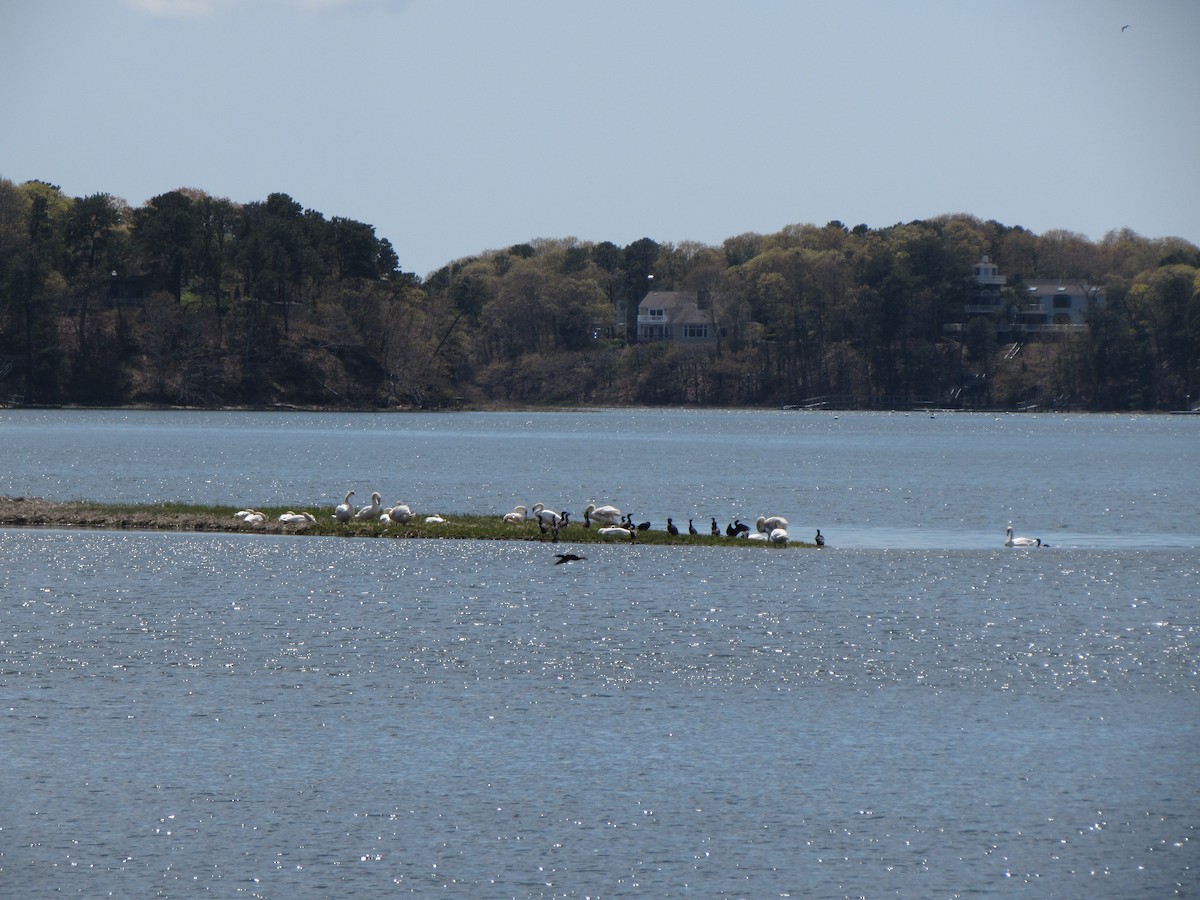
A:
<box><xmin>2</xmin><ymin>179</ymin><xmax>1197</xmax><ymax>411</ymax></box>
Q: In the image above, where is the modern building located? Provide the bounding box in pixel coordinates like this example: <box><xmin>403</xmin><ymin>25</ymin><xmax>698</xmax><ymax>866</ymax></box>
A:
<box><xmin>637</xmin><ymin>290</ymin><xmax>724</xmax><ymax>345</ymax></box>
<box><xmin>951</xmin><ymin>256</ymin><xmax>1103</xmax><ymax>335</ymax></box>
<box><xmin>1013</xmin><ymin>279</ymin><xmax>1103</xmax><ymax>332</ymax></box>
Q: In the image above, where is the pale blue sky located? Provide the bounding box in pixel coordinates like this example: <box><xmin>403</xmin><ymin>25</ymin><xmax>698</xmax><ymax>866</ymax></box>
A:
<box><xmin>3</xmin><ymin>0</ymin><xmax>1197</xmax><ymax>277</ymax></box>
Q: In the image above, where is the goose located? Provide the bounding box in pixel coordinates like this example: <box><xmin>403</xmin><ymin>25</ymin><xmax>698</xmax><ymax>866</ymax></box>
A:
<box><xmin>502</xmin><ymin>505</ymin><xmax>527</xmax><ymax>524</ymax></box>
<box><xmin>354</xmin><ymin>491</ymin><xmax>383</xmax><ymax>520</ymax></box>
<box><xmin>1005</xmin><ymin>524</ymin><xmax>1040</xmax><ymax>547</ymax></box>
<box><xmin>756</xmin><ymin>515</ymin><xmax>789</xmax><ymax>533</ymax></box>
<box><xmin>711</xmin><ymin>518</ymin><xmax>720</xmax><ymax>536</ymax></box>
<box><xmin>333</xmin><ymin>491</ymin><xmax>356</xmax><ymax>523</ymax></box>
<box><xmin>387</xmin><ymin>502</ymin><xmax>414</xmax><ymax>524</ymax></box>
<box><xmin>769</xmin><ymin>528</ymin><xmax>789</xmax><ymax>545</ymax></box>
<box><xmin>688</xmin><ymin>519</ymin><xmax>698</xmax><ymax>535</ymax></box>
<box><xmin>815</xmin><ymin>529</ymin><xmax>826</xmax><ymax>548</ymax></box>
<box><xmin>667</xmin><ymin>518</ymin><xmax>679</xmax><ymax>536</ymax></box>
<box><xmin>278</xmin><ymin>511</ymin><xmax>316</xmax><ymax>526</ymax></box>
<box><xmin>583</xmin><ymin>503</ymin><xmax>622</xmax><ymax>526</ymax></box>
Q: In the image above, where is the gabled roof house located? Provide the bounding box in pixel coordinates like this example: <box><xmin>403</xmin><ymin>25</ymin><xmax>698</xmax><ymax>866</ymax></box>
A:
<box><xmin>637</xmin><ymin>290</ymin><xmax>723</xmax><ymax>345</ymax></box>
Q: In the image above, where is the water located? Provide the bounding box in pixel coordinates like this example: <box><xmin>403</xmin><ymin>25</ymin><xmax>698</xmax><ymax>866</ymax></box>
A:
<box><xmin>1</xmin><ymin>409</ymin><xmax>1197</xmax><ymax>897</ymax></box>
<box><xmin>3</xmin><ymin>408</ymin><xmax>1197</xmax><ymax>549</ymax></box>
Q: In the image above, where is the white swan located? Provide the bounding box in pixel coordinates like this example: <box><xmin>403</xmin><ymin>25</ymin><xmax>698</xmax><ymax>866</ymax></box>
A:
<box><xmin>354</xmin><ymin>491</ymin><xmax>383</xmax><ymax>520</ymax></box>
<box><xmin>584</xmin><ymin>503</ymin><xmax>622</xmax><ymax>526</ymax></box>
<box><xmin>756</xmin><ymin>515</ymin><xmax>789</xmax><ymax>533</ymax></box>
<box><xmin>531</xmin><ymin>503</ymin><xmax>564</xmax><ymax>526</ymax></box>
<box><xmin>747</xmin><ymin>531</ymin><xmax>769</xmax><ymax>541</ymax></box>
<box><xmin>503</xmin><ymin>505</ymin><xmax>527</xmax><ymax>524</ymax></box>
<box><xmin>769</xmin><ymin>527</ymin><xmax>789</xmax><ymax>545</ymax></box>
<box><xmin>1005</xmin><ymin>523</ymin><xmax>1040</xmax><ymax>547</ymax></box>
<box><xmin>241</xmin><ymin>510</ymin><xmax>266</xmax><ymax>526</ymax></box>
<box><xmin>598</xmin><ymin>525</ymin><xmax>634</xmax><ymax>539</ymax></box>
<box><xmin>279</xmin><ymin>511</ymin><xmax>316</xmax><ymax>527</ymax></box>
<box><xmin>424</xmin><ymin>514</ymin><xmax>446</xmax><ymax>524</ymax></box>
<box><xmin>234</xmin><ymin>508</ymin><xmax>257</xmax><ymax>520</ymax></box>
<box><xmin>387</xmin><ymin>502</ymin><xmax>414</xmax><ymax>524</ymax></box>
<box><xmin>334</xmin><ymin>491</ymin><xmax>356</xmax><ymax>523</ymax></box>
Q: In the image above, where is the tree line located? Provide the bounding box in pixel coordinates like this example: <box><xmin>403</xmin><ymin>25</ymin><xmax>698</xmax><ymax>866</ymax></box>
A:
<box><xmin>1</xmin><ymin>178</ymin><xmax>1197</xmax><ymax>411</ymax></box>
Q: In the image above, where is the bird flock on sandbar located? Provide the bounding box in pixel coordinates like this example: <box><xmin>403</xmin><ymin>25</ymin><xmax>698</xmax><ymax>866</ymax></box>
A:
<box><xmin>312</xmin><ymin>491</ymin><xmax>827</xmax><ymax>547</ymax></box>
<box><xmin>499</xmin><ymin>501</ymin><xmax>807</xmax><ymax>546</ymax></box>
<box><xmin>235</xmin><ymin>494</ymin><xmax>1043</xmax><ymax>553</ymax></box>
<box><xmin>236</xmin><ymin>493</ymin><xmax>1043</xmax><ymax>555</ymax></box>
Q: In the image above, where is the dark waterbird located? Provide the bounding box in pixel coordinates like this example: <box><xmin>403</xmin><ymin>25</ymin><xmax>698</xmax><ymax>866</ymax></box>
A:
<box><xmin>554</xmin><ymin>553</ymin><xmax>586</xmax><ymax>565</ymax></box>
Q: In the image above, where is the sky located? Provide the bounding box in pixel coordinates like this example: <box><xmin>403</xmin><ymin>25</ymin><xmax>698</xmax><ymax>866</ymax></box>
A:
<box><xmin>3</xmin><ymin>0</ymin><xmax>1198</xmax><ymax>277</ymax></box>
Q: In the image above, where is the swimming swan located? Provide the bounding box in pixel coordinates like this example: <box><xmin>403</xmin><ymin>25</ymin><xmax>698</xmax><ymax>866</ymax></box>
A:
<box><xmin>334</xmin><ymin>491</ymin><xmax>356</xmax><ymax>523</ymax></box>
<box><xmin>1005</xmin><ymin>523</ymin><xmax>1041</xmax><ymax>547</ymax></box>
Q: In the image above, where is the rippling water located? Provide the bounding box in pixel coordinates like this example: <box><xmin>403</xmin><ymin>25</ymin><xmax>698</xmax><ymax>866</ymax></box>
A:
<box><xmin>1</xmin><ymin>410</ymin><xmax>1197</xmax><ymax>897</ymax></box>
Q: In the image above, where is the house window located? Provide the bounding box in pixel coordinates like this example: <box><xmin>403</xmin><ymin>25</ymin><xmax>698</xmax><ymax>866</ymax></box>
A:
<box><xmin>682</xmin><ymin>324</ymin><xmax>709</xmax><ymax>339</ymax></box>
<box><xmin>1053</xmin><ymin>296</ymin><xmax>1073</xmax><ymax>309</ymax></box>
<box><xmin>647</xmin><ymin>308</ymin><xmax>664</xmax><ymax>319</ymax></box>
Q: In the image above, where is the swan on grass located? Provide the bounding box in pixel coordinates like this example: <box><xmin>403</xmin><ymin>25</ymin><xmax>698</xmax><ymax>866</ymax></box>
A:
<box><xmin>239</xmin><ymin>510</ymin><xmax>267</xmax><ymax>526</ymax></box>
<box><xmin>531</xmin><ymin>503</ymin><xmax>565</xmax><ymax>526</ymax></box>
<box><xmin>386</xmin><ymin>502</ymin><xmax>414</xmax><ymax>524</ymax></box>
<box><xmin>333</xmin><ymin>491</ymin><xmax>356</xmax><ymax>523</ymax></box>
<box><xmin>595</xmin><ymin>525</ymin><xmax>633</xmax><ymax>540</ymax></box>
<box><xmin>279</xmin><ymin>511</ymin><xmax>316</xmax><ymax>527</ymax></box>
<box><xmin>583</xmin><ymin>503</ymin><xmax>622</xmax><ymax>526</ymax></box>
<box><xmin>756</xmin><ymin>515</ymin><xmax>789</xmax><ymax>533</ymax></box>
<box><xmin>354</xmin><ymin>491</ymin><xmax>383</xmax><ymax>520</ymax></box>
<box><xmin>769</xmin><ymin>527</ymin><xmax>789</xmax><ymax>545</ymax></box>
<box><xmin>1005</xmin><ymin>523</ymin><xmax>1041</xmax><ymax>547</ymax></box>
<box><xmin>424</xmin><ymin>514</ymin><xmax>447</xmax><ymax>524</ymax></box>
<box><xmin>502</xmin><ymin>505</ymin><xmax>528</xmax><ymax>524</ymax></box>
